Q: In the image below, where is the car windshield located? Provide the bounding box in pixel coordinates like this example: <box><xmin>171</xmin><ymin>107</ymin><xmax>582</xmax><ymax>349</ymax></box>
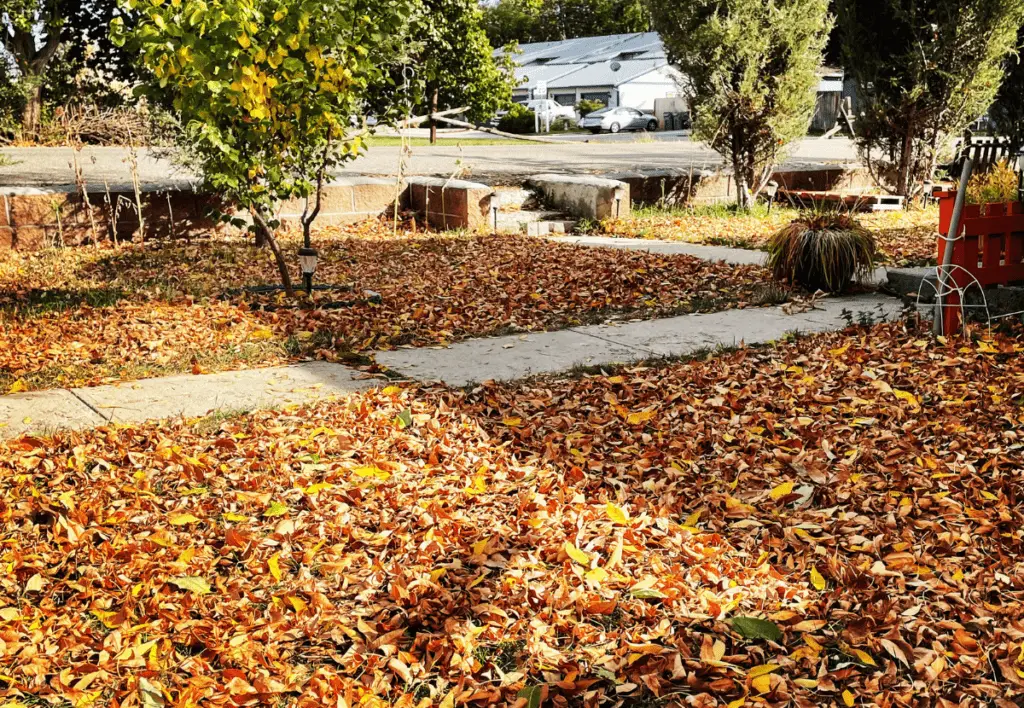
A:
<box><xmin>588</xmin><ymin>108</ymin><xmax>611</xmax><ymax>116</ymax></box>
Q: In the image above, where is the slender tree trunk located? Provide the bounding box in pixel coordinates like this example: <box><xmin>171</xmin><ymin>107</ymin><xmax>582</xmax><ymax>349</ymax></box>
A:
<box><xmin>429</xmin><ymin>86</ymin><xmax>439</xmax><ymax>145</ymax></box>
<box><xmin>21</xmin><ymin>83</ymin><xmax>43</xmax><ymax>138</ymax></box>
<box><xmin>251</xmin><ymin>208</ymin><xmax>294</xmax><ymax>296</ymax></box>
<box><xmin>731</xmin><ymin>127</ymin><xmax>752</xmax><ymax>210</ymax></box>
<box><xmin>895</xmin><ymin>121</ymin><xmax>914</xmax><ymax>197</ymax></box>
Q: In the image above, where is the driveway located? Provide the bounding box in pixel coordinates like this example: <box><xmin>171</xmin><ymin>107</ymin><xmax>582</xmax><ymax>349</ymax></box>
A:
<box><xmin>0</xmin><ymin>137</ymin><xmax>858</xmax><ymax>187</ymax></box>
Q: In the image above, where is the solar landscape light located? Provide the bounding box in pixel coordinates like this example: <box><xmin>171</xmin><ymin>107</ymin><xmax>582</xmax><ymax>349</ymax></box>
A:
<box><xmin>298</xmin><ymin>247</ymin><xmax>319</xmax><ymax>296</ymax></box>
<box><xmin>765</xmin><ymin>181</ymin><xmax>779</xmax><ymax>214</ymax></box>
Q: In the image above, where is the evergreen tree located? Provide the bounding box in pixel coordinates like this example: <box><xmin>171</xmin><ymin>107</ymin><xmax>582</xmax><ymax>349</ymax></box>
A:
<box><xmin>986</xmin><ymin>26</ymin><xmax>1024</xmax><ymax>157</ymax></box>
<box><xmin>837</xmin><ymin>0</ymin><xmax>1024</xmax><ymax>195</ymax></box>
<box><xmin>649</xmin><ymin>0</ymin><xmax>832</xmax><ymax>209</ymax></box>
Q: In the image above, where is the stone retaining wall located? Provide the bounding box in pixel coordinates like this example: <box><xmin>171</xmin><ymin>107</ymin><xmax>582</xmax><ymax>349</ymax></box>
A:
<box><xmin>0</xmin><ymin>184</ymin><xmax>222</xmax><ymax>251</ymax></box>
<box><xmin>528</xmin><ymin>174</ymin><xmax>630</xmax><ymax>221</ymax></box>
<box><xmin>0</xmin><ymin>175</ymin><xmax>494</xmax><ymax>252</ymax></box>
<box><xmin>606</xmin><ymin>165</ymin><xmax>872</xmax><ymax>207</ymax></box>
<box><xmin>404</xmin><ymin>177</ymin><xmax>495</xmax><ymax>231</ymax></box>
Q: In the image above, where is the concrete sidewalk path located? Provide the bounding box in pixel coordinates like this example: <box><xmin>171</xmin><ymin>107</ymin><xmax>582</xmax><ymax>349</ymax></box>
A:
<box><xmin>0</xmin><ymin>362</ymin><xmax>372</xmax><ymax>440</ymax></box>
<box><xmin>375</xmin><ymin>294</ymin><xmax>903</xmax><ymax>386</ymax></box>
<box><xmin>554</xmin><ymin>235</ymin><xmax>768</xmax><ymax>265</ymax></box>
<box><xmin>551</xmin><ymin>235</ymin><xmax>891</xmax><ymax>284</ymax></box>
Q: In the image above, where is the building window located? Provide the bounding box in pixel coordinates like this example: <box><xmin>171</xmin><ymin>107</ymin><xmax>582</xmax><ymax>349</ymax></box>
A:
<box><xmin>580</xmin><ymin>92</ymin><xmax>611</xmax><ymax>107</ymax></box>
<box><xmin>552</xmin><ymin>93</ymin><xmax>576</xmax><ymax>106</ymax></box>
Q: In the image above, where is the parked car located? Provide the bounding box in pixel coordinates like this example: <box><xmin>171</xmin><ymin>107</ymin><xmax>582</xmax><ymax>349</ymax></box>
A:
<box><xmin>578</xmin><ymin>106</ymin><xmax>658</xmax><ymax>134</ymax></box>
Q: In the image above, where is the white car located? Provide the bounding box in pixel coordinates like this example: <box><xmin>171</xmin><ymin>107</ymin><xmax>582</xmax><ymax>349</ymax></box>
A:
<box><xmin>578</xmin><ymin>106</ymin><xmax>659</xmax><ymax>134</ymax></box>
<box><xmin>523</xmin><ymin>99</ymin><xmax>577</xmax><ymax>122</ymax></box>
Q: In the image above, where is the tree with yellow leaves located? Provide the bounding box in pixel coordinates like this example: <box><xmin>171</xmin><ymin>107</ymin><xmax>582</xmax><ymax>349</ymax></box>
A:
<box><xmin>114</xmin><ymin>0</ymin><xmax>415</xmax><ymax>293</ymax></box>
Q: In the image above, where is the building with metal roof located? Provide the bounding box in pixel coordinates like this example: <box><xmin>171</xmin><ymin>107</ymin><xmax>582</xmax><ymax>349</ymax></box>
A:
<box><xmin>499</xmin><ymin>32</ymin><xmax>684</xmax><ymax>112</ymax></box>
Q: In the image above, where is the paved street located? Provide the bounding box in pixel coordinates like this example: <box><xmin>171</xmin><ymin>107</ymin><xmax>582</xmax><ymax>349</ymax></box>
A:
<box><xmin>1</xmin><ymin>136</ymin><xmax>858</xmax><ymax>187</ymax></box>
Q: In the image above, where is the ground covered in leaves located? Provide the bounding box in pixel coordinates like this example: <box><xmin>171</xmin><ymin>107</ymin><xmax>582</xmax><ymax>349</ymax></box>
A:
<box><xmin>1</xmin><ymin>320</ymin><xmax>1022</xmax><ymax>707</ymax></box>
<box><xmin>603</xmin><ymin>206</ymin><xmax>939</xmax><ymax>267</ymax></box>
<box><xmin>0</xmin><ymin>224</ymin><xmax>776</xmax><ymax>392</ymax></box>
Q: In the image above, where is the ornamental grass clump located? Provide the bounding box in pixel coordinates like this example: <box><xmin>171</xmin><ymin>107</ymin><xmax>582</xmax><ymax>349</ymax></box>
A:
<box><xmin>766</xmin><ymin>212</ymin><xmax>876</xmax><ymax>293</ymax></box>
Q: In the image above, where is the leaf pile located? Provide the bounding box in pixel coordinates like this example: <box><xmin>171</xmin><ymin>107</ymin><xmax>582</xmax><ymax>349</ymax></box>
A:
<box><xmin>604</xmin><ymin>205</ymin><xmax>940</xmax><ymax>266</ymax></box>
<box><xmin>0</xmin><ymin>225</ymin><xmax>774</xmax><ymax>392</ymax></box>
<box><xmin>1</xmin><ymin>320</ymin><xmax>1023</xmax><ymax>707</ymax></box>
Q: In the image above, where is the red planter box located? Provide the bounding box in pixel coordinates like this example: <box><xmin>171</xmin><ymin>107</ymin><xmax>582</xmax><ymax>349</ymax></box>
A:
<box><xmin>934</xmin><ymin>191</ymin><xmax>1024</xmax><ymax>332</ymax></box>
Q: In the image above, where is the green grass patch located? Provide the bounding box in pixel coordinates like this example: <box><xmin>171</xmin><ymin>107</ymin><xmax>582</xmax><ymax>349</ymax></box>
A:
<box><xmin>630</xmin><ymin>202</ymin><xmax>800</xmax><ymax>220</ymax></box>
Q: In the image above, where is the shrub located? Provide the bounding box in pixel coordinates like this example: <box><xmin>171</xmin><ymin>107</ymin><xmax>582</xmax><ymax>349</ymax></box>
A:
<box><xmin>766</xmin><ymin>212</ymin><xmax>876</xmax><ymax>293</ymax></box>
<box><xmin>498</xmin><ymin>103</ymin><xmax>536</xmax><ymax>134</ymax></box>
<box><xmin>576</xmin><ymin>98</ymin><xmax>605</xmax><ymax>117</ymax></box>
<box><xmin>0</xmin><ymin>66</ymin><xmax>25</xmax><ymax>142</ymax></box>
<box><xmin>962</xmin><ymin>159</ymin><xmax>1019</xmax><ymax>206</ymax></box>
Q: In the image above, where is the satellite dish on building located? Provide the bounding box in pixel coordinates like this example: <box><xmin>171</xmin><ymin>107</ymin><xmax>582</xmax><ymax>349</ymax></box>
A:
<box><xmin>610</xmin><ymin>61</ymin><xmax>621</xmax><ymax>72</ymax></box>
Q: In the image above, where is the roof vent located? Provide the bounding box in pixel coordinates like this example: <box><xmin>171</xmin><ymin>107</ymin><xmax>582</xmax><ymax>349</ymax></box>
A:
<box><xmin>610</xmin><ymin>61</ymin><xmax>621</xmax><ymax>72</ymax></box>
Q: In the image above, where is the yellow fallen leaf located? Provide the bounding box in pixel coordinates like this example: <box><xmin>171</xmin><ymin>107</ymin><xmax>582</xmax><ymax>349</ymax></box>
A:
<box><xmin>287</xmin><ymin>595</ymin><xmax>307</xmax><ymax>613</ymax></box>
<box><xmin>464</xmin><ymin>474</ymin><xmax>487</xmax><ymax>495</ymax></box>
<box><xmin>381</xmin><ymin>385</ymin><xmax>401</xmax><ymax>395</ymax></box>
<box><xmin>606</xmin><ymin>502</ymin><xmax>630</xmax><ymax>524</ymax></box>
<box><xmin>894</xmin><ymin>389</ymin><xmax>920</xmax><ymax>409</ymax></box>
<box><xmin>626</xmin><ymin>409</ymin><xmax>655</xmax><ymax>425</ymax></box>
<box><xmin>683</xmin><ymin>510</ymin><xmax>701</xmax><ymax>528</ymax></box>
<box><xmin>810</xmin><ymin>566</ymin><xmax>826</xmax><ymax>591</ymax></box>
<box><xmin>353</xmin><ymin>465</ymin><xmax>391</xmax><ymax>481</ymax></box>
<box><xmin>7</xmin><ymin>380</ymin><xmax>26</xmax><ymax>393</ymax></box>
<box><xmin>853</xmin><ymin>649</ymin><xmax>876</xmax><ymax>666</ymax></box>
<box><xmin>222</xmin><ymin>512</ymin><xmax>248</xmax><ymax>522</ymax></box>
<box><xmin>769</xmin><ymin>481</ymin><xmax>794</xmax><ymax>500</ymax></box>
<box><xmin>502</xmin><ymin>417</ymin><xmax>522</xmax><ymax>427</ymax></box>
<box><xmin>727</xmin><ymin>699</ymin><xmax>746</xmax><ymax>708</ymax></box>
<box><xmin>793</xmin><ymin>678</ymin><xmax>818</xmax><ymax>689</ymax></box>
<box><xmin>439</xmin><ymin>688</ymin><xmax>457</xmax><ymax>708</ymax></box>
<box><xmin>268</xmin><ymin>552</ymin><xmax>282</xmax><ymax>581</ymax></box>
<box><xmin>751</xmin><ymin>674</ymin><xmax>772</xmax><ymax>693</ymax></box>
<box><xmin>25</xmin><ymin>574</ymin><xmax>44</xmax><ymax>593</ymax></box>
<box><xmin>606</xmin><ymin>376</ymin><xmax>625</xmax><ymax>384</ymax></box>
<box><xmin>585</xmin><ymin>567</ymin><xmax>608</xmax><ymax>584</ymax></box>
<box><xmin>842</xmin><ymin>689</ymin><xmax>855</xmax><ymax>706</ymax></box>
<box><xmin>263</xmin><ymin>501</ymin><xmax>288</xmax><ymax>517</ymax></box>
<box><xmin>92</xmin><ymin>610</ymin><xmax>120</xmax><ymax>629</ymax></box>
<box><xmin>168</xmin><ymin>513</ymin><xmax>200</xmax><ymax>526</ymax></box>
<box><xmin>304</xmin><ymin>482</ymin><xmax>333</xmax><ymax>495</ymax></box>
<box><xmin>250</xmin><ymin>327</ymin><xmax>274</xmax><ymax>340</ymax></box>
<box><xmin>564</xmin><ymin>541</ymin><xmax>591</xmax><ymax>566</ymax></box>
<box><xmin>748</xmin><ymin>664</ymin><xmax>779</xmax><ymax>678</ymax></box>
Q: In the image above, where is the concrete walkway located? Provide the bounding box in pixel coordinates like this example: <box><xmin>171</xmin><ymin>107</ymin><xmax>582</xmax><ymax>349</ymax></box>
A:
<box><xmin>552</xmin><ymin>235</ymin><xmax>892</xmax><ymax>284</ymax></box>
<box><xmin>0</xmin><ymin>362</ymin><xmax>371</xmax><ymax>440</ymax></box>
<box><xmin>553</xmin><ymin>235</ymin><xmax>768</xmax><ymax>265</ymax></box>
<box><xmin>375</xmin><ymin>293</ymin><xmax>903</xmax><ymax>386</ymax></box>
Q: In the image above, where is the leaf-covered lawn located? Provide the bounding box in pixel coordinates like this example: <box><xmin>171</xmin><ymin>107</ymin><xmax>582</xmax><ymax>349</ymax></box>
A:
<box><xmin>2</xmin><ymin>321</ymin><xmax>1022</xmax><ymax>707</ymax></box>
<box><xmin>604</xmin><ymin>205</ymin><xmax>940</xmax><ymax>266</ymax></box>
<box><xmin>0</xmin><ymin>224</ymin><xmax>777</xmax><ymax>392</ymax></box>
